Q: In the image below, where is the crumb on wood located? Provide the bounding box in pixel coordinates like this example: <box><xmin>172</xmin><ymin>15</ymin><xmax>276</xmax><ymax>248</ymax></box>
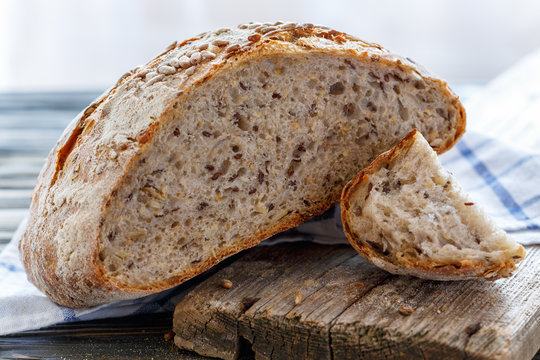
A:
<box><xmin>294</xmin><ymin>292</ymin><xmax>303</xmax><ymax>305</ymax></box>
<box><xmin>164</xmin><ymin>330</ymin><xmax>175</xmax><ymax>341</ymax></box>
<box><xmin>398</xmin><ymin>305</ymin><xmax>415</xmax><ymax>316</ymax></box>
<box><xmin>355</xmin><ymin>281</ymin><xmax>365</xmax><ymax>289</ymax></box>
<box><xmin>221</xmin><ymin>279</ymin><xmax>233</xmax><ymax>289</ymax></box>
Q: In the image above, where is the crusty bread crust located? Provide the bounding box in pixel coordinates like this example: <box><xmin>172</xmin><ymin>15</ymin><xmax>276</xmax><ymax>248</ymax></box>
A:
<box><xmin>341</xmin><ymin>129</ymin><xmax>524</xmax><ymax>281</ymax></box>
<box><xmin>20</xmin><ymin>23</ymin><xmax>466</xmax><ymax>307</ymax></box>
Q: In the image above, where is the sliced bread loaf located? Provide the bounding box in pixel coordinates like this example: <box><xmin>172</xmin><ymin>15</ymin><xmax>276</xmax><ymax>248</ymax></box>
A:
<box><xmin>341</xmin><ymin>129</ymin><xmax>525</xmax><ymax>280</ymax></box>
<box><xmin>20</xmin><ymin>22</ymin><xmax>465</xmax><ymax>307</ymax></box>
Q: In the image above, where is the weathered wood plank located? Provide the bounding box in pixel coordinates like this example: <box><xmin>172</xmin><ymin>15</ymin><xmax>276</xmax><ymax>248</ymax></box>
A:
<box><xmin>0</xmin><ymin>312</ymin><xmax>206</xmax><ymax>360</ymax></box>
<box><xmin>0</xmin><ymin>189</ymin><xmax>32</xmax><ymax>209</ymax></box>
<box><xmin>0</xmin><ymin>209</ymin><xmax>28</xmax><ymax>231</ymax></box>
<box><xmin>173</xmin><ymin>243</ymin><xmax>540</xmax><ymax>360</ymax></box>
<box><xmin>0</xmin><ymin>92</ymin><xmax>98</xmax><ymax>111</ymax></box>
<box><xmin>0</xmin><ymin>178</ymin><xmax>37</xmax><ymax>189</ymax></box>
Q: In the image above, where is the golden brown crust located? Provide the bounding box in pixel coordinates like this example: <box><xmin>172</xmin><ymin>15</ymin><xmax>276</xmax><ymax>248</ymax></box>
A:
<box><xmin>20</xmin><ymin>22</ymin><xmax>467</xmax><ymax>307</ymax></box>
<box><xmin>341</xmin><ymin>130</ymin><xmax>523</xmax><ymax>281</ymax></box>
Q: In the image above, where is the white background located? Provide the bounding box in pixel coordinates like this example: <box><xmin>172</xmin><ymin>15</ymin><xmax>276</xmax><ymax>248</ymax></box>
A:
<box><xmin>1</xmin><ymin>0</ymin><xmax>540</xmax><ymax>91</ymax></box>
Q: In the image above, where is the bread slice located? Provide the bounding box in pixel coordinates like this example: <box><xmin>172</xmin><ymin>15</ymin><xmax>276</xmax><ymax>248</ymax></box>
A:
<box><xmin>341</xmin><ymin>129</ymin><xmax>525</xmax><ymax>280</ymax></box>
<box><xmin>20</xmin><ymin>22</ymin><xmax>466</xmax><ymax>307</ymax></box>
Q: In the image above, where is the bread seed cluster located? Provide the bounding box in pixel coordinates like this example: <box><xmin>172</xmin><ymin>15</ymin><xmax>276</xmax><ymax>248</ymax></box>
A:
<box><xmin>130</xmin><ymin>22</ymin><xmax>315</xmax><ymax>88</ymax></box>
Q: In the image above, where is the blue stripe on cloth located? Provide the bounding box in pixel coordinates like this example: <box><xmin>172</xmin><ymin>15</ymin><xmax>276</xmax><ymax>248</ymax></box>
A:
<box><xmin>61</xmin><ymin>307</ymin><xmax>81</xmax><ymax>322</ymax></box>
<box><xmin>506</xmin><ymin>223</ymin><xmax>540</xmax><ymax>232</ymax></box>
<box><xmin>497</xmin><ymin>155</ymin><xmax>535</xmax><ymax>178</ymax></box>
<box><xmin>522</xmin><ymin>194</ymin><xmax>540</xmax><ymax>209</ymax></box>
<box><xmin>456</xmin><ymin>141</ymin><xmax>535</xmax><ymax>223</ymax></box>
<box><xmin>132</xmin><ymin>286</ymin><xmax>186</xmax><ymax>315</ymax></box>
<box><xmin>465</xmin><ymin>155</ymin><xmax>537</xmax><ymax>193</ymax></box>
<box><xmin>442</xmin><ymin>138</ymin><xmax>493</xmax><ymax>166</ymax></box>
<box><xmin>0</xmin><ymin>261</ymin><xmax>25</xmax><ymax>273</ymax></box>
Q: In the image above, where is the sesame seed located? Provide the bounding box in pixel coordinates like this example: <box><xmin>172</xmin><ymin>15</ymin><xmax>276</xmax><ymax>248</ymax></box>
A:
<box><xmin>146</xmin><ymin>74</ymin><xmax>165</xmax><ymax>85</ymax></box>
<box><xmin>294</xmin><ymin>292</ymin><xmax>303</xmax><ymax>305</ymax></box>
<box><xmin>179</xmin><ymin>56</ymin><xmax>192</xmax><ymax>68</ymax></box>
<box><xmin>185</xmin><ymin>67</ymin><xmax>196</xmax><ymax>75</ymax></box>
<box><xmin>398</xmin><ymin>305</ymin><xmax>415</xmax><ymax>316</ymax></box>
<box><xmin>158</xmin><ymin>65</ymin><xmax>176</xmax><ymax>75</ymax></box>
<box><xmin>207</xmin><ymin>44</ymin><xmax>220</xmax><ymax>54</ymax></box>
<box><xmin>238</xmin><ymin>24</ymin><xmax>248</xmax><ymax>29</ymax></box>
<box><xmin>247</xmin><ymin>23</ymin><xmax>261</xmax><ymax>29</ymax></box>
<box><xmin>214</xmin><ymin>28</ymin><xmax>231</xmax><ymax>35</ymax></box>
<box><xmin>201</xmin><ymin>50</ymin><xmax>216</xmax><ymax>60</ymax></box>
<box><xmin>226</xmin><ymin>44</ymin><xmax>240</xmax><ymax>53</ymax></box>
<box><xmin>302</xmin><ymin>23</ymin><xmax>314</xmax><ymax>28</ymax></box>
<box><xmin>220</xmin><ymin>279</ymin><xmax>233</xmax><ymax>289</ymax></box>
<box><xmin>198</xmin><ymin>43</ymin><xmax>209</xmax><ymax>50</ymax></box>
<box><xmin>137</xmin><ymin>68</ymin><xmax>151</xmax><ymax>77</ymax></box>
<box><xmin>145</xmin><ymin>71</ymin><xmax>158</xmax><ymax>81</ymax></box>
<box><xmin>212</xmin><ymin>39</ymin><xmax>230</xmax><ymax>47</ymax></box>
<box><xmin>110</xmin><ymin>150</ymin><xmax>118</xmax><ymax>159</ymax></box>
<box><xmin>280</xmin><ymin>22</ymin><xmax>296</xmax><ymax>30</ymax></box>
<box><xmin>248</xmin><ymin>34</ymin><xmax>262</xmax><ymax>42</ymax></box>
<box><xmin>168</xmin><ymin>58</ymin><xmax>181</xmax><ymax>68</ymax></box>
<box><xmin>190</xmin><ymin>52</ymin><xmax>202</xmax><ymax>65</ymax></box>
<box><xmin>259</xmin><ymin>26</ymin><xmax>278</xmax><ymax>34</ymax></box>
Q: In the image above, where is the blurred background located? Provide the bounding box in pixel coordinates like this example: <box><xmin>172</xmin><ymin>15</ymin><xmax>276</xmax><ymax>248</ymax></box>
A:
<box><xmin>1</xmin><ymin>0</ymin><xmax>540</xmax><ymax>92</ymax></box>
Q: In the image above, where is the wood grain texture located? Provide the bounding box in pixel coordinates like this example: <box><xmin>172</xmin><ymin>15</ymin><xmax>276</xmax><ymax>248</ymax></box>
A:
<box><xmin>173</xmin><ymin>243</ymin><xmax>540</xmax><ymax>360</ymax></box>
<box><xmin>0</xmin><ymin>313</ymin><xmax>205</xmax><ymax>360</ymax></box>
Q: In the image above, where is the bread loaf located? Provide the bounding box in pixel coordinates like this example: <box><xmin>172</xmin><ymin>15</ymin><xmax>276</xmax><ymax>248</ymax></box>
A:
<box><xmin>341</xmin><ymin>129</ymin><xmax>525</xmax><ymax>280</ymax></box>
<box><xmin>20</xmin><ymin>22</ymin><xmax>465</xmax><ymax>307</ymax></box>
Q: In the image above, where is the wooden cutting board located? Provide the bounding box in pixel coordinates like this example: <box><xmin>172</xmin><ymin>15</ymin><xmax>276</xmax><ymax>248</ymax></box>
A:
<box><xmin>173</xmin><ymin>243</ymin><xmax>540</xmax><ymax>360</ymax></box>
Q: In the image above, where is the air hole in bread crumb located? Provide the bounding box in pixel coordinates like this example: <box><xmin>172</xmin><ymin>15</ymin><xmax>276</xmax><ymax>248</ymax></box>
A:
<box><xmin>414</xmin><ymin>80</ymin><xmax>426</xmax><ymax>90</ymax></box>
<box><xmin>398</xmin><ymin>99</ymin><xmax>409</xmax><ymax>121</ymax></box>
<box><xmin>329</xmin><ymin>82</ymin><xmax>345</xmax><ymax>95</ymax></box>
<box><xmin>233</xmin><ymin>113</ymin><xmax>249</xmax><ymax>131</ymax></box>
<box><xmin>220</xmin><ymin>159</ymin><xmax>231</xmax><ymax>175</ymax></box>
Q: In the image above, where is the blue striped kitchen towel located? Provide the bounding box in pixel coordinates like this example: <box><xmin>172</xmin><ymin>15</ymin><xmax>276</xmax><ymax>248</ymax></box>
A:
<box><xmin>1</xmin><ymin>48</ymin><xmax>540</xmax><ymax>336</ymax></box>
